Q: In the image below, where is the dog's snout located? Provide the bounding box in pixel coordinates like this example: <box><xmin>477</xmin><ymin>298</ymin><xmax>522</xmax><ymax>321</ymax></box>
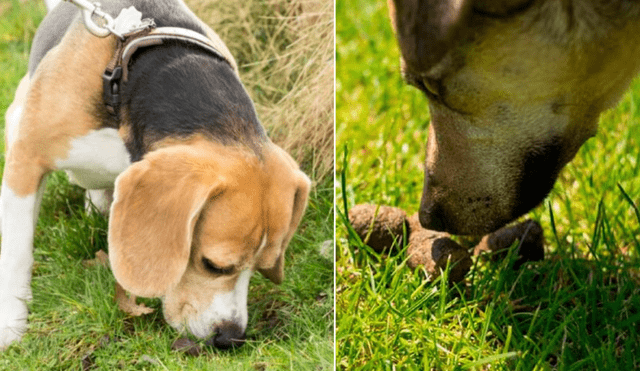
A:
<box><xmin>420</xmin><ymin>170</ymin><xmax>505</xmax><ymax>235</ymax></box>
<box><xmin>205</xmin><ymin>322</ymin><xmax>246</xmax><ymax>350</ymax></box>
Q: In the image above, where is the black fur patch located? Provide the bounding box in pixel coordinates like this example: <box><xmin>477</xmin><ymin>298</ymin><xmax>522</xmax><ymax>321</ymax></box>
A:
<box><xmin>512</xmin><ymin>137</ymin><xmax>565</xmax><ymax>217</ymax></box>
<box><xmin>121</xmin><ymin>42</ymin><xmax>265</xmax><ymax>161</ymax></box>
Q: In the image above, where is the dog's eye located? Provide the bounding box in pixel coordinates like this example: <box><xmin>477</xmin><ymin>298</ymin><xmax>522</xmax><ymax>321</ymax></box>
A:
<box><xmin>202</xmin><ymin>258</ymin><xmax>234</xmax><ymax>275</ymax></box>
<box><xmin>404</xmin><ymin>72</ymin><xmax>440</xmax><ymax>98</ymax></box>
<box><xmin>417</xmin><ymin>77</ymin><xmax>440</xmax><ymax>97</ymax></box>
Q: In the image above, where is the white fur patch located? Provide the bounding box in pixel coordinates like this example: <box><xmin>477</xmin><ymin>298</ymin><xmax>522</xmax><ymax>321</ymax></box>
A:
<box><xmin>5</xmin><ymin>105</ymin><xmax>22</xmax><ymax>148</ymax></box>
<box><xmin>0</xmin><ymin>185</ymin><xmax>41</xmax><ymax>349</ymax></box>
<box><xmin>55</xmin><ymin>128</ymin><xmax>131</xmax><ymax>190</ymax></box>
<box><xmin>187</xmin><ymin>269</ymin><xmax>252</xmax><ymax>339</ymax></box>
<box><xmin>85</xmin><ymin>189</ymin><xmax>113</xmax><ymax>215</ymax></box>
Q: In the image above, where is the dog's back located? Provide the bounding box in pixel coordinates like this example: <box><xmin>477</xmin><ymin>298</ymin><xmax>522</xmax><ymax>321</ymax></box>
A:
<box><xmin>30</xmin><ymin>0</ymin><xmax>207</xmax><ymax>75</ymax></box>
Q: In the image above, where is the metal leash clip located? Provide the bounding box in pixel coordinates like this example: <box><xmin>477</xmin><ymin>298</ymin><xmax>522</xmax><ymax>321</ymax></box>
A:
<box><xmin>63</xmin><ymin>0</ymin><xmax>155</xmax><ymax>39</ymax></box>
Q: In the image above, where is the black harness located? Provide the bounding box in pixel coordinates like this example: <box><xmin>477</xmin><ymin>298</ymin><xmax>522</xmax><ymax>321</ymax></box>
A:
<box><xmin>102</xmin><ymin>26</ymin><xmax>230</xmax><ymax>117</ymax></box>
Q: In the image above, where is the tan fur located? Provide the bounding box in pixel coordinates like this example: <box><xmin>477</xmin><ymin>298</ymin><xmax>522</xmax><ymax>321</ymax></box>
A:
<box><xmin>118</xmin><ymin>124</ymin><xmax>132</xmax><ymax>147</ymax></box>
<box><xmin>109</xmin><ymin>137</ymin><xmax>310</xmax><ymax>323</ymax></box>
<box><xmin>4</xmin><ymin>20</ymin><xmax>114</xmax><ymax>196</ymax></box>
<box><xmin>390</xmin><ymin>0</ymin><xmax>640</xmax><ymax>234</ymax></box>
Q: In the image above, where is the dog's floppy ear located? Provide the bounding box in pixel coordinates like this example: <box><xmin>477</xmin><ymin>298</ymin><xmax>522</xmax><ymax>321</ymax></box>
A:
<box><xmin>258</xmin><ymin>143</ymin><xmax>311</xmax><ymax>284</ymax></box>
<box><xmin>109</xmin><ymin>144</ymin><xmax>225</xmax><ymax>298</ymax></box>
<box><xmin>387</xmin><ymin>0</ymin><xmax>472</xmax><ymax>73</ymax></box>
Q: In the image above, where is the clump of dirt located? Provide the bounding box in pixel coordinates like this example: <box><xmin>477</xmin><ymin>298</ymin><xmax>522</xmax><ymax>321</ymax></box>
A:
<box><xmin>348</xmin><ymin>204</ymin><xmax>408</xmax><ymax>253</ymax></box>
<box><xmin>348</xmin><ymin>203</ymin><xmax>546</xmax><ymax>282</ymax></box>
<box><xmin>407</xmin><ymin>227</ymin><xmax>472</xmax><ymax>283</ymax></box>
<box><xmin>348</xmin><ymin>205</ymin><xmax>471</xmax><ymax>283</ymax></box>
<box><xmin>474</xmin><ymin>219</ymin><xmax>545</xmax><ymax>269</ymax></box>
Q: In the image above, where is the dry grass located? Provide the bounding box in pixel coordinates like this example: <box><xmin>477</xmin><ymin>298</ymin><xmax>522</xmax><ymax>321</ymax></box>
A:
<box><xmin>187</xmin><ymin>0</ymin><xmax>334</xmax><ymax>181</ymax></box>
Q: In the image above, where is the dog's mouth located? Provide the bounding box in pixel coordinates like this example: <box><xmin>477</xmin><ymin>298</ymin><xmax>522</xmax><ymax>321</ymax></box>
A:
<box><xmin>419</xmin><ymin>191</ymin><xmax>514</xmax><ymax>236</ymax></box>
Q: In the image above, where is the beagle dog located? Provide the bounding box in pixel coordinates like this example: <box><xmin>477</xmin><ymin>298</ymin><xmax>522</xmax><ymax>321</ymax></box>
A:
<box><xmin>388</xmin><ymin>0</ymin><xmax>640</xmax><ymax>235</ymax></box>
<box><xmin>0</xmin><ymin>0</ymin><xmax>310</xmax><ymax>350</ymax></box>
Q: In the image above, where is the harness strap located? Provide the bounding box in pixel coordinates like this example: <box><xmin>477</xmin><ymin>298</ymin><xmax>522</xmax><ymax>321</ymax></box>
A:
<box><xmin>103</xmin><ymin>27</ymin><xmax>230</xmax><ymax>117</ymax></box>
<box><xmin>103</xmin><ymin>28</ymin><xmax>151</xmax><ymax>116</ymax></box>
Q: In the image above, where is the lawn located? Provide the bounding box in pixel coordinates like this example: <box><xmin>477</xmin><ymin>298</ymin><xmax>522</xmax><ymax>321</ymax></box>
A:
<box><xmin>0</xmin><ymin>0</ymin><xmax>334</xmax><ymax>370</ymax></box>
<box><xmin>336</xmin><ymin>1</ymin><xmax>640</xmax><ymax>370</ymax></box>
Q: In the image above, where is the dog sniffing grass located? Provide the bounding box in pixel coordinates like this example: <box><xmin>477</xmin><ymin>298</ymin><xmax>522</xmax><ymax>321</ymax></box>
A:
<box><xmin>0</xmin><ymin>0</ymin><xmax>333</xmax><ymax>369</ymax></box>
<box><xmin>337</xmin><ymin>0</ymin><xmax>640</xmax><ymax>369</ymax></box>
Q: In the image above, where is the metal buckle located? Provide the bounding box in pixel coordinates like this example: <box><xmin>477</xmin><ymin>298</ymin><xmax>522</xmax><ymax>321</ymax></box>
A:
<box><xmin>103</xmin><ymin>66</ymin><xmax>123</xmax><ymax>115</ymax></box>
<box><xmin>65</xmin><ymin>0</ymin><xmax>155</xmax><ymax>40</ymax></box>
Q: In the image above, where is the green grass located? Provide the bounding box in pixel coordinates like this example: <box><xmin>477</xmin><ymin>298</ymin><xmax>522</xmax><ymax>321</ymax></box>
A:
<box><xmin>336</xmin><ymin>0</ymin><xmax>640</xmax><ymax>370</ymax></box>
<box><xmin>0</xmin><ymin>1</ymin><xmax>333</xmax><ymax>369</ymax></box>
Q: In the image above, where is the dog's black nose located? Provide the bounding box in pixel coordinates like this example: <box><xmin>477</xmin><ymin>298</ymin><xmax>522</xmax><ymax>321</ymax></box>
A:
<box><xmin>205</xmin><ymin>322</ymin><xmax>246</xmax><ymax>350</ymax></box>
<box><xmin>419</xmin><ymin>197</ymin><xmax>446</xmax><ymax>232</ymax></box>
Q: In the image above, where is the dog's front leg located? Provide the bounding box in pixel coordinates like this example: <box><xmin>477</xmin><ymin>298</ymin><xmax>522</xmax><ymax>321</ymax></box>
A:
<box><xmin>0</xmin><ymin>159</ymin><xmax>48</xmax><ymax>350</ymax></box>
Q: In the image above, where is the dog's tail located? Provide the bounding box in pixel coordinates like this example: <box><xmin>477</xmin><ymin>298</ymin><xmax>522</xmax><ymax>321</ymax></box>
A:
<box><xmin>44</xmin><ymin>0</ymin><xmax>62</xmax><ymax>11</ymax></box>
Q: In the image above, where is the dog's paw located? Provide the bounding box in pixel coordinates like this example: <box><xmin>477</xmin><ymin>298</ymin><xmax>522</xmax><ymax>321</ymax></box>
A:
<box><xmin>85</xmin><ymin>189</ymin><xmax>113</xmax><ymax>216</ymax></box>
<box><xmin>0</xmin><ymin>295</ymin><xmax>29</xmax><ymax>350</ymax></box>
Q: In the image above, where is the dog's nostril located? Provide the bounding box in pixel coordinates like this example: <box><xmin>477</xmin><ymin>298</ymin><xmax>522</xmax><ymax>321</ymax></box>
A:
<box><xmin>205</xmin><ymin>322</ymin><xmax>246</xmax><ymax>350</ymax></box>
<box><xmin>419</xmin><ymin>207</ymin><xmax>445</xmax><ymax>232</ymax></box>
<box><xmin>419</xmin><ymin>196</ymin><xmax>446</xmax><ymax>232</ymax></box>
